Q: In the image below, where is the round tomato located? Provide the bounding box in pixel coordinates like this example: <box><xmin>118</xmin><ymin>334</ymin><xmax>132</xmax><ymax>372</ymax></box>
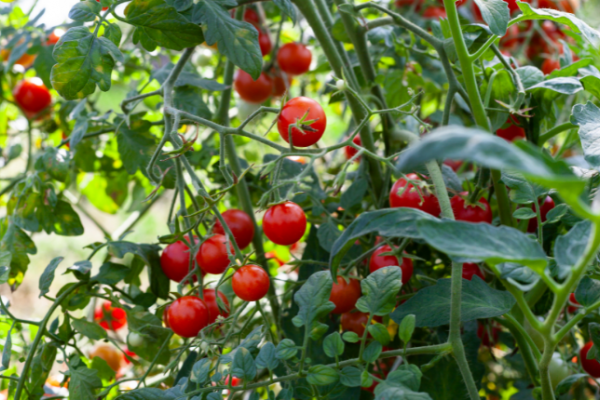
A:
<box><xmin>244</xmin><ymin>8</ymin><xmax>260</xmax><ymax>24</ymax></box>
<box><xmin>580</xmin><ymin>342</ymin><xmax>600</xmax><ymax>378</ymax></box>
<box><xmin>451</xmin><ymin>192</ymin><xmax>493</xmax><ymax>224</ymax></box>
<box><xmin>369</xmin><ymin>245</ymin><xmax>413</xmax><ymax>284</ymax></box>
<box><xmin>258</xmin><ymin>28</ymin><xmax>272</xmax><ymax>56</ymax></box>
<box><xmin>444</xmin><ymin>159</ymin><xmax>463</xmax><ymax>172</ymax></box>
<box><xmin>462</xmin><ymin>263</ymin><xmax>485</xmax><ymax>281</ymax></box>
<box><xmin>232</xmin><ymin>264</ymin><xmax>270</xmax><ymax>301</ymax></box>
<box><xmin>277</xmin><ymin>97</ymin><xmax>326</xmax><ymax>147</ymax></box>
<box><xmin>527</xmin><ymin>196</ymin><xmax>555</xmax><ymax>232</ymax></box>
<box><xmin>167</xmin><ymin>296</ymin><xmax>210</xmax><ymax>338</ymax></box>
<box><xmin>197</xmin><ymin>234</ymin><xmax>234</xmax><ymax>275</ymax></box>
<box><xmin>330</xmin><ymin>276</ymin><xmax>362</xmax><ymax>314</ymax></box>
<box><xmin>225</xmin><ymin>375</ymin><xmax>242</xmax><ymax>386</ymax></box>
<box><xmin>271</xmin><ymin>70</ymin><xmax>292</xmax><ymax>97</ymax></box>
<box><xmin>263</xmin><ymin>201</ymin><xmax>307</xmax><ymax>245</ymax></box>
<box><xmin>344</xmin><ymin>135</ymin><xmax>362</xmax><ymax>161</ymax></box>
<box><xmin>477</xmin><ymin>322</ymin><xmax>500</xmax><ymax>347</ymax></box>
<box><xmin>1</xmin><ymin>47</ymin><xmax>36</xmax><ymax>68</ymax></box>
<box><xmin>94</xmin><ymin>302</ymin><xmax>127</xmax><ymax>331</ymax></box>
<box><xmin>549</xmin><ymin>353</ymin><xmax>571</xmax><ymax>388</ymax></box>
<box><xmin>90</xmin><ymin>344</ymin><xmax>122</xmax><ymax>372</ymax></box>
<box><xmin>234</xmin><ymin>70</ymin><xmax>273</xmax><ymax>104</ymax></box>
<box><xmin>203</xmin><ymin>288</ymin><xmax>230</xmax><ymax>324</ymax></box>
<box><xmin>567</xmin><ymin>292</ymin><xmax>580</xmax><ymax>313</ymax></box>
<box><xmin>542</xmin><ymin>58</ymin><xmax>561</xmax><ymax>75</ymax></box>
<box><xmin>389</xmin><ymin>173</ymin><xmax>441</xmax><ymax>216</ymax></box>
<box><xmin>13</xmin><ymin>78</ymin><xmax>52</xmax><ymax>116</ymax></box>
<box><xmin>423</xmin><ymin>6</ymin><xmax>446</xmax><ymax>18</ymax></box>
<box><xmin>160</xmin><ymin>240</ymin><xmax>196</xmax><ymax>282</ymax></box>
<box><xmin>496</xmin><ymin>118</ymin><xmax>526</xmax><ymax>142</ymax></box>
<box><xmin>277</xmin><ymin>42</ymin><xmax>312</xmax><ymax>75</ymax></box>
<box><xmin>213</xmin><ymin>209</ymin><xmax>255</xmax><ymax>250</ymax></box>
<box><xmin>341</xmin><ymin>311</ymin><xmax>370</xmax><ymax>336</ymax></box>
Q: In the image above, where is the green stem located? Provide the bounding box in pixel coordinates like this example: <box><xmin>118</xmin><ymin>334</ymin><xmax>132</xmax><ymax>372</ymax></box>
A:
<box><xmin>496</xmin><ymin>315</ymin><xmax>540</xmax><ymax>384</ymax></box>
<box><xmin>538</xmin><ymin>122</ymin><xmax>576</xmax><ymax>145</ymax></box>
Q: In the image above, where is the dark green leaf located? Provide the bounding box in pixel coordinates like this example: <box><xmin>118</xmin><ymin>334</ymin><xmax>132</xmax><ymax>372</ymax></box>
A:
<box><xmin>124</xmin><ymin>307</ymin><xmax>172</xmax><ymax>364</ymax></box>
<box><xmin>173</xmin><ymin>86</ymin><xmax>212</xmax><ymax>119</ymax></box>
<box><xmin>72</xmin><ymin>317</ymin><xmax>107</xmax><ymax>340</ymax></box>
<box><xmin>391</xmin><ymin>277</ymin><xmax>516</xmax><ymax>327</ymax></box>
<box><xmin>398</xmin><ymin>314</ymin><xmax>416</xmax><ymax>343</ymax></box>
<box><xmin>92</xmin><ymin>262</ymin><xmax>130</xmax><ymax>285</ymax></box>
<box><xmin>1</xmin><ymin>325</ymin><xmax>12</xmax><ymax>372</ymax></box>
<box><xmin>116</xmin><ymin>119</ymin><xmax>157</xmax><ymax>176</ymax></box>
<box><xmin>496</xmin><ymin>262</ymin><xmax>539</xmax><ymax>291</ymax></box>
<box><xmin>0</xmin><ymin>265</ymin><xmax>9</xmax><ymax>284</ymax></box>
<box><xmin>555</xmin><ymin>220</ymin><xmax>592</xmax><ymax>272</ymax></box>
<box><xmin>377</xmin><ymin>365</ymin><xmax>423</xmax><ymax>393</ymax></box>
<box><xmin>232</xmin><ymin>347</ymin><xmax>257</xmax><ymax>381</ymax></box>
<box><xmin>356</xmin><ymin>266</ymin><xmax>402</xmax><ymax>316</ymax></box>
<box><xmin>368</xmin><ymin>323</ymin><xmax>390</xmax><ymax>345</ymax></box>
<box><xmin>339</xmin><ymin>366</ymin><xmax>361</xmax><ymax>387</ymax></box>
<box><xmin>292</xmin><ymin>271</ymin><xmax>335</xmax><ymax>328</ymax></box>
<box><xmin>39</xmin><ymin>257</ymin><xmax>63</xmax><ymax>298</ymax></box>
<box><xmin>342</xmin><ymin>331</ymin><xmax>360</xmax><ymax>343</ymax></box>
<box><xmin>0</xmin><ymin>218</ymin><xmax>37</xmax><ymax>278</ymax></box>
<box><xmin>317</xmin><ymin>221</ymin><xmax>341</xmax><ymax>252</ymax></box>
<box><xmin>472</xmin><ymin>0</ymin><xmax>509</xmax><ymax>40</ymax></box>
<box><xmin>255</xmin><ymin>342</ymin><xmax>279</xmax><ymax>371</ymax></box>
<box><xmin>502</xmin><ymin>170</ymin><xmax>547</xmax><ymax>205</ymax></box>
<box><xmin>91</xmin><ymin>356</ymin><xmax>116</xmax><ymax>381</ymax></box>
<box><xmin>545</xmin><ymin>203</ymin><xmax>569</xmax><ymax>224</ymax></box>
<box><xmin>513</xmin><ymin>208</ymin><xmax>536</xmax><ymax>219</ymax></box>
<box><xmin>581</xmin><ymin>73</ymin><xmax>600</xmax><ymax>101</ymax></box>
<box><xmin>571</xmin><ymin>102</ymin><xmax>600</xmax><ymax>169</ymax></box>
<box><xmin>275</xmin><ymin>339</ymin><xmax>297</xmax><ymax>360</ymax></box>
<box><xmin>376</xmin><ymin>386</ymin><xmax>432</xmax><ymax>400</ymax></box>
<box><xmin>340</xmin><ymin>177</ymin><xmax>368</xmax><ymax>210</ymax></box>
<box><xmin>307</xmin><ymin>365</ymin><xmax>339</xmax><ymax>386</ymax></box>
<box><xmin>362</xmin><ymin>341</ymin><xmax>382</xmax><ymax>363</ymax></box>
<box><xmin>68</xmin><ymin>1</ymin><xmax>101</xmax><ymax>22</ymax></box>
<box><xmin>190</xmin><ymin>358</ymin><xmax>211</xmax><ymax>384</ymax></box>
<box><xmin>27</xmin><ymin>344</ymin><xmax>57</xmax><ymax>397</ymax></box>
<box><xmin>516</xmin><ymin>66</ymin><xmax>544</xmax><ymax>89</ymax></box>
<box><xmin>273</xmin><ymin>0</ymin><xmax>296</xmax><ymax>23</ymax></box>
<box><xmin>527</xmin><ymin>77</ymin><xmax>583</xmax><ymax>95</ymax></box>
<box><xmin>323</xmin><ymin>332</ymin><xmax>345</xmax><ymax>358</ymax></box>
<box><xmin>33</xmin><ymin>44</ymin><xmax>56</xmax><ymax>89</ymax></box>
<box><xmin>103</xmin><ymin>22</ymin><xmax>122</xmax><ymax>46</ymax></box>
<box><xmin>67</xmin><ymin>358</ymin><xmax>102</xmax><ymax>400</ymax></box>
<box><xmin>575</xmin><ymin>276</ymin><xmax>600</xmax><ymax>308</ymax></box>
<box><xmin>555</xmin><ymin>374</ymin><xmax>587</xmax><ymax>395</ymax></box>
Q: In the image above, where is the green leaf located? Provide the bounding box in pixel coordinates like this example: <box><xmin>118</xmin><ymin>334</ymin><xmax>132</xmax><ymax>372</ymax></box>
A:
<box><xmin>545</xmin><ymin>203</ymin><xmax>569</xmax><ymax>224</ymax></box>
<box><xmin>391</xmin><ymin>277</ymin><xmax>516</xmax><ymax>327</ymax></box>
<box><xmin>192</xmin><ymin>0</ymin><xmax>263</xmax><ymax>79</ymax></box>
<box><xmin>153</xmin><ymin>62</ymin><xmax>228</xmax><ymax>91</ymax></box>
<box><xmin>67</xmin><ymin>358</ymin><xmax>102</xmax><ymax>400</ymax></box>
<box><xmin>71</xmin><ymin>317</ymin><xmax>107</xmax><ymax>340</ymax></box>
<box><xmin>473</xmin><ymin>0</ymin><xmax>509</xmax><ymax>37</ymax></box>
<box><xmin>1</xmin><ymin>326</ymin><xmax>12</xmax><ymax>372</ymax></box>
<box><xmin>368</xmin><ymin>323</ymin><xmax>390</xmax><ymax>345</ymax></box>
<box><xmin>394</xmin><ymin>127</ymin><xmax>584</xmax><ymax>202</ymax></box>
<box><xmin>103</xmin><ymin>22</ymin><xmax>122</xmax><ymax>46</ymax></box>
<box><xmin>527</xmin><ymin>77</ymin><xmax>583</xmax><ymax>95</ymax></box>
<box><xmin>555</xmin><ymin>374</ymin><xmax>587</xmax><ymax>395</ymax></box>
<box><xmin>292</xmin><ymin>270</ymin><xmax>335</xmax><ymax>328</ymax></box>
<box><xmin>516</xmin><ymin>66</ymin><xmax>544</xmax><ymax>89</ymax></box>
<box><xmin>116</xmin><ymin>118</ymin><xmax>157</xmax><ymax>176</ymax></box>
<box><xmin>323</xmin><ymin>332</ymin><xmax>345</xmax><ymax>358</ymax></box>
<box><xmin>515</xmin><ymin>2</ymin><xmax>600</xmax><ymax>47</ymax></box>
<box><xmin>339</xmin><ymin>366</ymin><xmax>361</xmax><ymax>387</ymax></box>
<box><xmin>581</xmin><ymin>73</ymin><xmax>600</xmax><ymax>101</ymax></box>
<box><xmin>255</xmin><ymin>342</ymin><xmax>279</xmax><ymax>371</ymax></box>
<box><xmin>0</xmin><ymin>218</ymin><xmax>37</xmax><ymax>278</ymax></box>
<box><xmin>51</xmin><ymin>26</ymin><xmax>123</xmax><ymax>100</ymax></box>
<box><xmin>555</xmin><ymin>220</ymin><xmax>592</xmax><ymax>272</ymax></box>
<box><xmin>27</xmin><ymin>344</ymin><xmax>57</xmax><ymax>398</ymax></box>
<box><xmin>341</xmin><ymin>176</ymin><xmax>369</xmax><ymax>210</ymax></box>
<box><xmin>273</xmin><ymin>0</ymin><xmax>296</xmax><ymax>23</ymax></box>
<box><xmin>496</xmin><ymin>262</ymin><xmax>539</xmax><ymax>291</ymax></box>
<box><xmin>39</xmin><ymin>257</ymin><xmax>63</xmax><ymax>298</ymax></box>
<box><xmin>362</xmin><ymin>341</ymin><xmax>382</xmax><ymax>363</ymax></box>
<box><xmin>342</xmin><ymin>331</ymin><xmax>360</xmax><ymax>343</ymax></box>
<box><xmin>398</xmin><ymin>314</ymin><xmax>416</xmax><ymax>344</ymax></box>
<box><xmin>173</xmin><ymin>86</ymin><xmax>212</xmax><ymax>119</ymax></box>
<box><xmin>375</xmin><ymin>386</ymin><xmax>432</xmax><ymax>400</ymax></box>
<box><xmin>589</xmin><ymin>323</ymin><xmax>600</xmax><ymax>361</ymax></box>
<box><xmin>571</xmin><ymin>102</ymin><xmax>600</xmax><ymax>169</ymax></box>
<box><xmin>417</xmin><ymin>219</ymin><xmax>547</xmax><ymax>273</ymax></box>
<box><xmin>0</xmin><ymin>265</ymin><xmax>9</xmax><ymax>285</ymax></box>
<box><xmin>275</xmin><ymin>339</ymin><xmax>297</xmax><ymax>360</ymax></box>
<box><xmin>377</xmin><ymin>364</ymin><xmax>423</xmax><ymax>393</ymax></box>
<box><xmin>502</xmin><ymin>170</ymin><xmax>547</xmax><ymax>205</ymax></box>
<box><xmin>190</xmin><ymin>358</ymin><xmax>211</xmax><ymax>384</ymax></box>
<box><xmin>356</xmin><ymin>266</ymin><xmax>403</xmax><ymax>316</ymax></box>
<box><xmin>91</xmin><ymin>356</ymin><xmax>116</xmax><ymax>381</ymax></box>
<box><xmin>575</xmin><ymin>276</ymin><xmax>600</xmax><ymax>308</ymax></box>
<box><xmin>33</xmin><ymin>44</ymin><xmax>57</xmax><ymax>89</ymax></box>
<box><xmin>231</xmin><ymin>347</ymin><xmax>257</xmax><ymax>381</ymax></box>
<box><xmin>317</xmin><ymin>220</ymin><xmax>341</xmax><ymax>252</ymax></box>
<box><xmin>124</xmin><ymin>307</ymin><xmax>172</xmax><ymax>364</ymax></box>
<box><xmin>126</xmin><ymin>0</ymin><xmax>204</xmax><ymax>51</ymax></box>
<box><xmin>513</xmin><ymin>208</ymin><xmax>536</xmax><ymax>219</ymax></box>
<box><xmin>92</xmin><ymin>262</ymin><xmax>130</xmax><ymax>285</ymax></box>
<box><xmin>307</xmin><ymin>365</ymin><xmax>339</xmax><ymax>386</ymax></box>
<box><xmin>68</xmin><ymin>1</ymin><xmax>101</xmax><ymax>22</ymax></box>
<box><xmin>329</xmin><ymin>208</ymin><xmax>435</xmax><ymax>278</ymax></box>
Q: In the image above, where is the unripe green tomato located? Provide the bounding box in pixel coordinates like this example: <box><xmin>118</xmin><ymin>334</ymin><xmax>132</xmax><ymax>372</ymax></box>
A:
<box><xmin>128</xmin><ymin>332</ymin><xmax>144</xmax><ymax>348</ymax></box>
<box><xmin>524</xmin><ymin>317</ymin><xmax>545</xmax><ymax>351</ymax></box>
<box><xmin>196</xmin><ymin>49</ymin><xmax>213</xmax><ymax>67</ymax></box>
<box><xmin>336</xmin><ymin>80</ymin><xmax>346</xmax><ymax>91</ymax></box>
<box><xmin>549</xmin><ymin>352</ymin><xmax>571</xmax><ymax>388</ymax></box>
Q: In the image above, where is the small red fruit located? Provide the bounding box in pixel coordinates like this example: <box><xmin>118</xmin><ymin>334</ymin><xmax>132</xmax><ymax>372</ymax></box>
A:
<box><xmin>423</xmin><ymin>6</ymin><xmax>446</xmax><ymax>18</ymax></box>
<box><xmin>234</xmin><ymin>70</ymin><xmax>273</xmax><ymax>104</ymax></box>
<box><xmin>94</xmin><ymin>302</ymin><xmax>127</xmax><ymax>331</ymax></box>
<box><xmin>369</xmin><ymin>245</ymin><xmax>414</xmax><ymax>284</ymax></box>
<box><xmin>271</xmin><ymin>70</ymin><xmax>292</xmax><ymax>97</ymax></box>
<box><xmin>462</xmin><ymin>263</ymin><xmax>485</xmax><ymax>281</ymax></box>
<box><xmin>277</xmin><ymin>43</ymin><xmax>312</xmax><ymax>75</ymax></box>
<box><xmin>167</xmin><ymin>296</ymin><xmax>210</xmax><ymax>338</ymax></box>
<box><xmin>13</xmin><ymin>78</ymin><xmax>52</xmax><ymax>117</ymax></box>
<box><xmin>161</xmin><ymin>240</ymin><xmax>195</xmax><ymax>282</ymax></box>
<box><xmin>450</xmin><ymin>192</ymin><xmax>493</xmax><ymax>224</ymax></box>
<box><xmin>389</xmin><ymin>173</ymin><xmax>441</xmax><ymax>216</ymax></box>
<box><xmin>567</xmin><ymin>292</ymin><xmax>580</xmax><ymax>313</ymax></box>
<box><xmin>277</xmin><ymin>96</ymin><xmax>327</xmax><ymax>148</ymax></box>
<box><xmin>263</xmin><ymin>201</ymin><xmax>307</xmax><ymax>245</ymax></box>
<box><xmin>527</xmin><ymin>196</ymin><xmax>555</xmax><ymax>233</ymax></box>
<box><xmin>197</xmin><ymin>235</ymin><xmax>234</xmax><ymax>275</ymax></box>
<box><xmin>341</xmin><ymin>311</ymin><xmax>370</xmax><ymax>336</ymax></box>
<box><xmin>344</xmin><ymin>136</ymin><xmax>362</xmax><ymax>161</ymax></box>
<box><xmin>213</xmin><ymin>209</ymin><xmax>255</xmax><ymax>250</ymax></box>
<box><xmin>257</xmin><ymin>28</ymin><xmax>272</xmax><ymax>56</ymax></box>
<box><xmin>542</xmin><ymin>58</ymin><xmax>561</xmax><ymax>75</ymax></box>
<box><xmin>580</xmin><ymin>342</ymin><xmax>600</xmax><ymax>378</ymax></box>
<box><xmin>232</xmin><ymin>264</ymin><xmax>270</xmax><ymax>301</ymax></box>
<box><xmin>496</xmin><ymin>118</ymin><xmax>526</xmax><ymax>142</ymax></box>
<box><xmin>244</xmin><ymin>8</ymin><xmax>260</xmax><ymax>24</ymax></box>
<box><xmin>330</xmin><ymin>277</ymin><xmax>362</xmax><ymax>314</ymax></box>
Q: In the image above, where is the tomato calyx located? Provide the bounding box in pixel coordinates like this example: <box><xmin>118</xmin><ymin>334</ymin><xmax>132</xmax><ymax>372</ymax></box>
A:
<box><xmin>285</xmin><ymin>108</ymin><xmax>322</xmax><ymax>142</ymax></box>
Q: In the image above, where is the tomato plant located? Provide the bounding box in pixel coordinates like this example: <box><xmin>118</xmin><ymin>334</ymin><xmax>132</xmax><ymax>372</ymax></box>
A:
<box><xmin>1</xmin><ymin>0</ymin><xmax>600</xmax><ymax>399</ymax></box>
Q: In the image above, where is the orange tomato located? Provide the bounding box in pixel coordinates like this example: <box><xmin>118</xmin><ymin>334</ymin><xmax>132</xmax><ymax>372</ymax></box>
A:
<box><xmin>90</xmin><ymin>344</ymin><xmax>122</xmax><ymax>372</ymax></box>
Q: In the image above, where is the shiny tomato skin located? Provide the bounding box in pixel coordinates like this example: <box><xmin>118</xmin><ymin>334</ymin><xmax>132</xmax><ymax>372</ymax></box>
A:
<box><xmin>330</xmin><ymin>277</ymin><xmax>362</xmax><ymax>314</ymax></box>
<box><xmin>161</xmin><ymin>240</ymin><xmax>195</xmax><ymax>282</ymax></box>
<box><xmin>244</xmin><ymin>8</ymin><xmax>260</xmax><ymax>24</ymax></box>
<box><xmin>13</xmin><ymin>78</ymin><xmax>52</xmax><ymax>115</ymax></box>
<box><xmin>94</xmin><ymin>302</ymin><xmax>127</xmax><ymax>331</ymax></box>
<box><xmin>344</xmin><ymin>136</ymin><xmax>362</xmax><ymax>161</ymax></box>
<box><xmin>258</xmin><ymin>29</ymin><xmax>272</xmax><ymax>56</ymax></box>
<box><xmin>369</xmin><ymin>245</ymin><xmax>414</xmax><ymax>284</ymax></box>
<box><xmin>277</xmin><ymin>42</ymin><xmax>312</xmax><ymax>75</ymax></box>
<box><xmin>90</xmin><ymin>344</ymin><xmax>122</xmax><ymax>372</ymax></box>
<box><xmin>167</xmin><ymin>296</ymin><xmax>210</xmax><ymax>338</ymax></box>
<box><xmin>203</xmin><ymin>289</ymin><xmax>230</xmax><ymax>324</ymax></box>
<box><xmin>542</xmin><ymin>58</ymin><xmax>561</xmax><ymax>75</ymax></box>
<box><xmin>444</xmin><ymin>159</ymin><xmax>463</xmax><ymax>171</ymax></box>
<box><xmin>213</xmin><ymin>209</ymin><xmax>255</xmax><ymax>250</ymax></box>
<box><xmin>580</xmin><ymin>342</ymin><xmax>600</xmax><ymax>378</ymax></box>
<box><xmin>422</xmin><ymin>6</ymin><xmax>446</xmax><ymax>18</ymax></box>
<box><xmin>197</xmin><ymin>235</ymin><xmax>234</xmax><ymax>275</ymax></box>
<box><xmin>263</xmin><ymin>201</ymin><xmax>307</xmax><ymax>245</ymax></box>
<box><xmin>232</xmin><ymin>264</ymin><xmax>270</xmax><ymax>301</ymax></box>
<box><xmin>527</xmin><ymin>196</ymin><xmax>555</xmax><ymax>232</ymax></box>
<box><xmin>450</xmin><ymin>192</ymin><xmax>493</xmax><ymax>224</ymax></box>
<box><xmin>389</xmin><ymin>173</ymin><xmax>441</xmax><ymax>216</ymax></box>
<box><xmin>462</xmin><ymin>263</ymin><xmax>485</xmax><ymax>281</ymax></box>
<box><xmin>234</xmin><ymin>71</ymin><xmax>273</xmax><ymax>104</ymax></box>
<box><xmin>341</xmin><ymin>311</ymin><xmax>370</xmax><ymax>336</ymax></box>
<box><xmin>496</xmin><ymin>122</ymin><xmax>526</xmax><ymax>142</ymax></box>
<box><xmin>277</xmin><ymin>97</ymin><xmax>326</xmax><ymax>147</ymax></box>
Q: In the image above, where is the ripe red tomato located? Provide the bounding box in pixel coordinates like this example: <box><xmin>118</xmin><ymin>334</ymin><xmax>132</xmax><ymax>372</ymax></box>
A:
<box><xmin>225</xmin><ymin>375</ymin><xmax>242</xmax><ymax>386</ymax></box>
<box><xmin>213</xmin><ymin>209</ymin><xmax>255</xmax><ymax>250</ymax></box>
<box><xmin>234</xmin><ymin>70</ymin><xmax>273</xmax><ymax>104</ymax></box>
<box><xmin>542</xmin><ymin>58</ymin><xmax>561</xmax><ymax>75</ymax></box>
<box><xmin>232</xmin><ymin>264</ymin><xmax>270</xmax><ymax>301</ymax></box>
<box><xmin>450</xmin><ymin>192</ymin><xmax>493</xmax><ymax>224</ymax></box>
<box><xmin>277</xmin><ymin>97</ymin><xmax>326</xmax><ymax>147</ymax></box>
<box><xmin>277</xmin><ymin>43</ymin><xmax>312</xmax><ymax>75</ymax></box>
<box><xmin>462</xmin><ymin>263</ymin><xmax>485</xmax><ymax>281</ymax></box>
<box><xmin>369</xmin><ymin>245</ymin><xmax>414</xmax><ymax>284</ymax></box>
<box><xmin>13</xmin><ymin>78</ymin><xmax>52</xmax><ymax>116</ymax></box>
<box><xmin>90</xmin><ymin>344</ymin><xmax>122</xmax><ymax>372</ymax></box>
<box><xmin>160</xmin><ymin>240</ymin><xmax>196</xmax><ymax>282</ymax></box>
<box><xmin>244</xmin><ymin>8</ymin><xmax>260</xmax><ymax>24</ymax></box>
<box><xmin>203</xmin><ymin>289</ymin><xmax>230</xmax><ymax>324</ymax></box>
<box><xmin>527</xmin><ymin>196</ymin><xmax>555</xmax><ymax>232</ymax></box>
<box><xmin>96</xmin><ymin>0</ymin><xmax>109</xmax><ymax>11</ymax></box>
<box><xmin>46</xmin><ymin>29</ymin><xmax>64</xmax><ymax>46</ymax></box>
<box><xmin>197</xmin><ymin>234</ymin><xmax>234</xmax><ymax>275</ymax></box>
<box><xmin>567</xmin><ymin>292</ymin><xmax>580</xmax><ymax>313</ymax></box>
<box><xmin>500</xmin><ymin>24</ymin><xmax>522</xmax><ymax>50</ymax></box>
<box><xmin>580</xmin><ymin>342</ymin><xmax>600</xmax><ymax>378</ymax></box>
<box><xmin>444</xmin><ymin>159</ymin><xmax>463</xmax><ymax>171</ymax></box>
<box><xmin>271</xmin><ymin>70</ymin><xmax>292</xmax><ymax>97</ymax></box>
<box><xmin>344</xmin><ymin>136</ymin><xmax>362</xmax><ymax>161</ymax></box>
<box><xmin>167</xmin><ymin>296</ymin><xmax>209</xmax><ymax>338</ymax></box>
<box><xmin>262</xmin><ymin>201</ymin><xmax>307</xmax><ymax>245</ymax></box>
<box><xmin>330</xmin><ymin>277</ymin><xmax>362</xmax><ymax>314</ymax></box>
<box><xmin>422</xmin><ymin>6</ymin><xmax>446</xmax><ymax>18</ymax></box>
<box><xmin>341</xmin><ymin>311</ymin><xmax>370</xmax><ymax>336</ymax></box>
<box><xmin>389</xmin><ymin>173</ymin><xmax>441</xmax><ymax>216</ymax></box>
<box><xmin>258</xmin><ymin>29</ymin><xmax>272</xmax><ymax>56</ymax></box>
<box><xmin>477</xmin><ymin>322</ymin><xmax>500</xmax><ymax>347</ymax></box>
<box><xmin>496</xmin><ymin>119</ymin><xmax>526</xmax><ymax>142</ymax></box>
<box><xmin>94</xmin><ymin>302</ymin><xmax>127</xmax><ymax>331</ymax></box>
<box><xmin>123</xmin><ymin>348</ymin><xmax>136</xmax><ymax>365</ymax></box>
